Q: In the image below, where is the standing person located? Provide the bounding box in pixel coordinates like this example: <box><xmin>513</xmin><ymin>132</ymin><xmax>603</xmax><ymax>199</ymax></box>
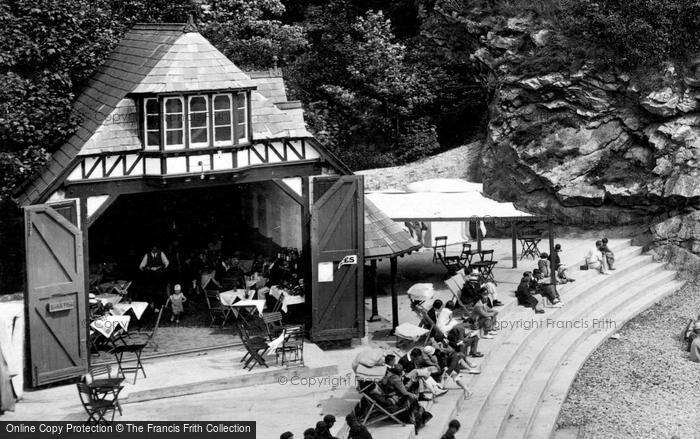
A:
<box><xmin>139</xmin><ymin>245</ymin><xmax>170</xmax><ymax>311</ymax></box>
<box><xmin>345</xmin><ymin>414</ymin><xmax>372</xmax><ymax>439</ymax></box>
<box><xmin>168</xmin><ymin>284</ymin><xmax>186</xmax><ymax>323</ymax></box>
<box><xmin>600</xmin><ymin>237</ymin><xmax>616</xmax><ymax>270</ymax></box>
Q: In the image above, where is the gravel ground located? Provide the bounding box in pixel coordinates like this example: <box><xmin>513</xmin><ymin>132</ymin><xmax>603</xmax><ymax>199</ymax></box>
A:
<box><xmin>557</xmin><ymin>281</ymin><xmax>700</xmax><ymax>439</ymax></box>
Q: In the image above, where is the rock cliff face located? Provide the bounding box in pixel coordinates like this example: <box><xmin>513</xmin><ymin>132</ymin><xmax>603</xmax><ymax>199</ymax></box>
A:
<box><xmin>452</xmin><ymin>8</ymin><xmax>700</xmax><ymax>272</ymax></box>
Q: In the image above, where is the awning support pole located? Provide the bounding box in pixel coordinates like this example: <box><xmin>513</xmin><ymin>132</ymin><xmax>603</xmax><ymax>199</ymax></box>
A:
<box><xmin>390</xmin><ymin>257</ymin><xmax>399</xmax><ymax>331</ymax></box>
<box><xmin>511</xmin><ymin>221</ymin><xmax>518</xmax><ymax>269</ymax></box>
<box><xmin>368</xmin><ymin>260</ymin><xmax>380</xmax><ymax>322</ymax></box>
<box><xmin>548</xmin><ymin>218</ymin><xmax>557</xmax><ymax>294</ymax></box>
<box><xmin>476</xmin><ymin>221</ymin><xmax>482</xmax><ymax>252</ymax></box>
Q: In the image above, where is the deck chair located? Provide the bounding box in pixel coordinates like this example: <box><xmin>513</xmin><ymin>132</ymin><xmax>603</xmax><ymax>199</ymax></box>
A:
<box><xmin>77</xmin><ymin>382</ymin><xmax>120</xmax><ymax>425</ymax></box>
<box><xmin>412</xmin><ymin>304</ymin><xmax>441</xmax><ymax>344</ymax></box>
<box><xmin>444</xmin><ymin>275</ymin><xmax>470</xmax><ymax>312</ymax></box>
<box><xmin>236</xmin><ymin>322</ymin><xmax>269</xmax><ymax>371</ymax></box>
<box><xmin>276</xmin><ymin>324</ymin><xmax>304</xmax><ymax>366</ymax></box>
<box><xmin>86</xmin><ymin>365</ymin><xmax>124</xmax><ymax>415</ymax></box>
<box><xmin>110</xmin><ymin>306</ymin><xmax>163</xmax><ymax>384</ymax></box>
<box><xmin>354</xmin><ymin>365</ymin><xmax>407</xmax><ymax>427</ymax></box>
<box><xmin>205</xmin><ymin>290</ymin><xmax>230</xmax><ymax>327</ymax></box>
<box><xmin>432</xmin><ymin>236</ymin><xmax>448</xmax><ymax>264</ymax></box>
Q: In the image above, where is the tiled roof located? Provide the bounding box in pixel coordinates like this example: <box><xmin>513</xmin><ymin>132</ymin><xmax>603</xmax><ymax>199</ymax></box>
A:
<box><xmin>364</xmin><ymin>198</ymin><xmax>422</xmax><ymax>259</ymax></box>
<box><xmin>247</xmin><ymin>70</ymin><xmax>289</xmax><ymax>103</ymax></box>
<box><xmin>16</xmin><ymin>23</ymin><xmax>316</xmax><ymax>205</ymax></box>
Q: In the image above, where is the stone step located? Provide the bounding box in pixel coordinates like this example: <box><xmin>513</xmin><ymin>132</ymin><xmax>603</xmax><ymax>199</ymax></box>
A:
<box><xmin>454</xmin><ymin>245</ymin><xmax>650</xmax><ymax>437</ymax></box>
<box><xmin>416</xmin><ymin>242</ymin><xmax>642</xmax><ymax>438</ymax></box>
<box><xmin>497</xmin><ymin>269</ymin><xmax>679</xmax><ymax>439</ymax></box>
<box><xmin>525</xmin><ymin>278</ymin><xmax>685</xmax><ymax>439</ymax></box>
<box><xmin>466</xmin><ymin>256</ymin><xmax>667</xmax><ymax>438</ymax></box>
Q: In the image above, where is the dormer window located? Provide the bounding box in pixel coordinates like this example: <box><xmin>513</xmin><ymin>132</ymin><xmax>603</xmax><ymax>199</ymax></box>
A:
<box><xmin>188</xmin><ymin>95</ymin><xmax>209</xmax><ymax>148</ymax></box>
<box><xmin>141</xmin><ymin>91</ymin><xmax>250</xmax><ymax>150</ymax></box>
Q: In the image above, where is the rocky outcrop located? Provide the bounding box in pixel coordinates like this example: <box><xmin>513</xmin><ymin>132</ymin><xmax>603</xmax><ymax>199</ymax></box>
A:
<box><xmin>434</xmin><ymin>4</ymin><xmax>700</xmax><ymax>271</ymax></box>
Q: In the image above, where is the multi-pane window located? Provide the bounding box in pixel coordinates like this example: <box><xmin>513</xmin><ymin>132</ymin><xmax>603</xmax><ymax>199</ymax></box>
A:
<box><xmin>188</xmin><ymin>95</ymin><xmax>208</xmax><ymax>148</ymax></box>
<box><xmin>164</xmin><ymin>97</ymin><xmax>184</xmax><ymax>149</ymax></box>
<box><xmin>235</xmin><ymin>92</ymin><xmax>248</xmax><ymax>143</ymax></box>
<box><xmin>213</xmin><ymin>94</ymin><xmax>232</xmax><ymax>145</ymax></box>
<box><xmin>144</xmin><ymin>98</ymin><xmax>160</xmax><ymax>150</ymax></box>
<box><xmin>143</xmin><ymin>92</ymin><xmax>249</xmax><ymax>149</ymax></box>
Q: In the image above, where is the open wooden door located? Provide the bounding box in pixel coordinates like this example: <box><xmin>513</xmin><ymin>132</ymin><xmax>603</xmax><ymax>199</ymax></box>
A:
<box><xmin>24</xmin><ymin>200</ymin><xmax>88</xmax><ymax>386</ymax></box>
<box><xmin>310</xmin><ymin>175</ymin><xmax>364</xmax><ymax>342</ymax></box>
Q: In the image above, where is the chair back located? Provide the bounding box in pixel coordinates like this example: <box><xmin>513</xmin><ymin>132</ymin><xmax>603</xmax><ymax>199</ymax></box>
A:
<box><xmin>480</xmin><ymin>249</ymin><xmax>494</xmax><ymax>261</ymax></box>
<box><xmin>205</xmin><ymin>290</ymin><xmax>222</xmax><ymax>310</ymax></box>
<box><xmin>76</xmin><ymin>382</ymin><xmax>95</xmax><ymax>405</ymax></box>
<box><xmin>89</xmin><ymin>364</ymin><xmax>112</xmax><ymax>380</ymax></box>
<box><xmin>432</xmin><ymin>236</ymin><xmax>448</xmax><ymax>263</ymax></box>
<box><xmin>459</xmin><ymin>242</ymin><xmax>472</xmax><ymax>257</ymax></box>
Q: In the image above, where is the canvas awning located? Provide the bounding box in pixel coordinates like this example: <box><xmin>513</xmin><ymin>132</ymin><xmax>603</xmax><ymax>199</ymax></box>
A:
<box><xmin>365</xmin><ymin>191</ymin><xmax>537</xmax><ymax>222</ymax></box>
<box><xmin>364</xmin><ymin>197</ymin><xmax>422</xmax><ymax>260</ymax></box>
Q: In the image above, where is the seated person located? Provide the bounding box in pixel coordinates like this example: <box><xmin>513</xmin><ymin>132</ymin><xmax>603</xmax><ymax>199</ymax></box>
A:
<box><xmin>420</xmin><ymin>300</ymin><xmax>444</xmax><ymax>341</ymax></box>
<box><xmin>460</xmin><ymin>279</ymin><xmax>480</xmax><ymax>306</ymax></box>
<box><xmin>218</xmin><ymin>257</ymin><xmax>246</xmax><ymax>290</ymax></box>
<box><xmin>399</xmin><ymin>348</ymin><xmax>446</xmax><ymax>398</ymax></box>
<box><xmin>436</xmin><ymin>301</ymin><xmax>460</xmax><ymax>335</ymax></box>
<box><xmin>550</xmin><ymin>244</ymin><xmax>575</xmax><ymax>283</ymax></box>
<box><xmin>483</xmin><ymin>280</ymin><xmax>503</xmax><ymax>306</ymax></box>
<box><xmin>379</xmin><ymin>364</ymin><xmax>432</xmax><ymax>432</ymax></box>
<box><xmin>537</xmin><ymin>253</ymin><xmax>551</xmax><ymax>278</ymax></box>
<box><xmin>447</xmin><ymin>324</ymin><xmax>482</xmax><ymax>358</ymax></box>
<box><xmin>434</xmin><ymin>345</ymin><xmax>475</xmax><ymax>398</ymax></box>
<box><xmin>289</xmin><ymin>277</ymin><xmax>306</xmax><ymax>296</ymax></box>
<box><xmin>531</xmin><ymin>270</ymin><xmax>562</xmax><ymax>306</ymax></box>
<box><xmin>600</xmin><ymin>237</ymin><xmax>616</xmax><ymax>270</ymax></box>
<box><xmin>686</xmin><ymin>319</ymin><xmax>700</xmax><ymax>362</ymax></box>
<box><xmin>345</xmin><ymin>413</ymin><xmax>373</xmax><ymax>439</ymax></box>
<box><xmin>471</xmin><ymin>290</ymin><xmax>499</xmax><ymax>337</ymax></box>
<box><xmin>585</xmin><ymin>241</ymin><xmax>609</xmax><ymax>274</ymax></box>
<box><xmin>516</xmin><ymin>272</ymin><xmax>544</xmax><ymax>314</ymax></box>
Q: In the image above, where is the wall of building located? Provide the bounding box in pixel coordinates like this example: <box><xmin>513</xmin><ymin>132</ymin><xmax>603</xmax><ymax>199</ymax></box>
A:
<box><xmin>243</xmin><ymin>182</ymin><xmax>302</xmax><ymax>251</ymax></box>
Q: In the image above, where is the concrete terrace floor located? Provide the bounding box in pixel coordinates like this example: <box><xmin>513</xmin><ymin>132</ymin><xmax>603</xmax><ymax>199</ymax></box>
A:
<box><xmin>3</xmin><ymin>237</ymin><xmax>615</xmax><ymax>438</ymax></box>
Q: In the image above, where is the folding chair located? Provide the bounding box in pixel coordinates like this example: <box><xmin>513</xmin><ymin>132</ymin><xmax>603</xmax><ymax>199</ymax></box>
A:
<box><xmin>262</xmin><ymin>311</ymin><xmax>284</xmax><ymax>339</ymax></box>
<box><xmin>438</xmin><ymin>252</ymin><xmax>464</xmax><ymax>277</ymax></box>
<box><xmin>478</xmin><ymin>249</ymin><xmax>495</xmax><ymax>262</ymax></box>
<box><xmin>276</xmin><ymin>324</ymin><xmax>304</xmax><ymax>366</ymax></box>
<box><xmin>77</xmin><ymin>382</ymin><xmax>120</xmax><ymax>425</ymax></box>
<box><xmin>86</xmin><ymin>365</ymin><xmax>124</xmax><ymax>415</ymax></box>
<box><xmin>205</xmin><ymin>290</ymin><xmax>230</xmax><ymax>327</ymax></box>
<box><xmin>459</xmin><ymin>243</ymin><xmax>479</xmax><ymax>267</ymax></box>
<box><xmin>235</xmin><ymin>322</ymin><xmax>269</xmax><ymax>371</ymax></box>
<box><xmin>471</xmin><ymin>260</ymin><xmax>498</xmax><ymax>285</ymax></box>
<box><xmin>110</xmin><ymin>306</ymin><xmax>163</xmax><ymax>384</ymax></box>
<box><xmin>432</xmin><ymin>236</ymin><xmax>448</xmax><ymax>264</ymax></box>
<box><xmin>355</xmin><ymin>381</ymin><xmax>408</xmax><ymax>427</ymax></box>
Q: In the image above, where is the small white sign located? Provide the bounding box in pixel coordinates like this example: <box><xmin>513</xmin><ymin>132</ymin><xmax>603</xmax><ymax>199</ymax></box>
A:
<box><xmin>338</xmin><ymin>255</ymin><xmax>358</xmax><ymax>268</ymax></box>
<box><xmin>318</xmin><ymin>262</ymin><xmax>334</xmax><ymax>282</ymax></box>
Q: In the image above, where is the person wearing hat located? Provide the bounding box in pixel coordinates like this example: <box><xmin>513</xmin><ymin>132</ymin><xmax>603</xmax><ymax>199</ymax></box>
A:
<box><xmin>345</xmin><ymin>413</ymin><xmax>373</xmax><ymax>439</ymax></box>
<box><xmin>303</xmin><ymin>427</ymin><xmax>316</xmax><ymax>439</ymax></box>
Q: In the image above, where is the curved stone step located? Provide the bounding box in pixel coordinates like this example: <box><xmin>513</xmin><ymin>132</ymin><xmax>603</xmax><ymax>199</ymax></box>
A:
<box><xmin>498</xmin><ymin>269</ymin><xmax>679</xmax><ymax>439</ymax></box>
<box><xmin>454</xmin><ymin>244</ymin><xmax>648</xmax><ymax>436</ymax></box>
<box><xmin>525</xmin><ymin>278</ymin><xmax>685</xmax><ymax>439</ymax></box>
<box><xmin>465</xmin><ymin>255</ymin><xmax>666</xmax><ymax>439</ymax></box>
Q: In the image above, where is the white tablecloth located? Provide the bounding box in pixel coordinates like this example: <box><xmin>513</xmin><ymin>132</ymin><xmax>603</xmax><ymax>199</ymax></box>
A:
<box><xmin>220</xmin><ymin>290</ymin><xmax>249</xmax><ymax>306</ymax></box>
<box><xmin>268</xmin><ymin>286</ymin><xmax>305</xmax><ymax>313</ymax></box>
<box><xmin>111</xmin><ymin>301</ymin><xmax>149</xmax><ymax>320</ymax></box>
<box><xmin>230</xmin><ymin>299</ymin><xmax>265</xmax><ymax>317</ymax></box>
<box><xmin>95</xmin><ymin>294</ymin><xmax>122</xmax><ymax>307</ymax></box>
<box><xmin>90</xmin><ymin>315</ymin><xmax>130</xmax><ymax>338</ymax></box>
